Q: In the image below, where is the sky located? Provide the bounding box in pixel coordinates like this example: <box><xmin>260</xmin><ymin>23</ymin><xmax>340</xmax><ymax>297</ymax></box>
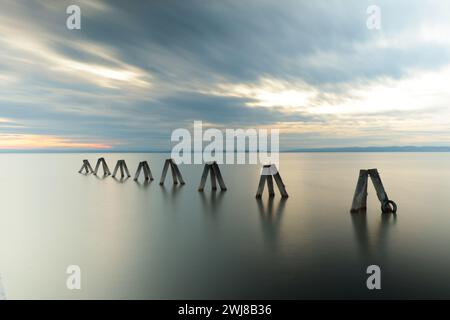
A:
<box><xmin>1</xmin><ymin>0</ymin><xmax>450</xmax><ymax>150</ymax></box>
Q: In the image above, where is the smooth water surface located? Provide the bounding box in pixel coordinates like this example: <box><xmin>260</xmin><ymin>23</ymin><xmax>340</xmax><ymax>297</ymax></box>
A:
<box><xmin>1</xmin><ymin>153</ymin><xmax>450</xmax><ymax>299</ymax></box>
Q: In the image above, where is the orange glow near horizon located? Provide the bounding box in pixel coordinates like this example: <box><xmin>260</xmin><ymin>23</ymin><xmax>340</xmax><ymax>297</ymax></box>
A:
<box><xmin>0</xmin><ymin>134</ymin><xmax>112</xmax><ymax>150</ymax></box>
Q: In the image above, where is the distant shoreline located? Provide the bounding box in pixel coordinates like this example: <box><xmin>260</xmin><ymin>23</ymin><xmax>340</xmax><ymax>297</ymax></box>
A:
<box><xmin>1</xmin><ymin>147</ymin><xmax>450</xmax><ymax>153</ymax></box>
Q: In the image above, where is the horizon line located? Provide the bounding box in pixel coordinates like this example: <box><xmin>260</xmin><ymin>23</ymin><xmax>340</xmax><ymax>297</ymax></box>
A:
<box><xmin>2</xmin><ymin>146</ymin><xmax>450</xmax><ymax>153</ymax></box>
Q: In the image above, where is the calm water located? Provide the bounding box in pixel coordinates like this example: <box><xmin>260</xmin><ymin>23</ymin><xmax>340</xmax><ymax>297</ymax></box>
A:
<box><xmin>1</xmin><ymin>153</ymin><xmax>450</xmax><ymax>299</ymax></box>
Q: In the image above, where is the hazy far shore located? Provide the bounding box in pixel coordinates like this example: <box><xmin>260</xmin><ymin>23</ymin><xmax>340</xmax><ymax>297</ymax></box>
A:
<box><xmin>1</xmin><ymin>146</ymin><xmax>450</xmax><ymax>153</ymax></box>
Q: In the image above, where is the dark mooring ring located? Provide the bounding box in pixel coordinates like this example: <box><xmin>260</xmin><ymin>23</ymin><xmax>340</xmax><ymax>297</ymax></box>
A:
<box><xmin>382</xmin><ymin>200</ymin><xmax>397</xmax><ymax>213</ymax></box>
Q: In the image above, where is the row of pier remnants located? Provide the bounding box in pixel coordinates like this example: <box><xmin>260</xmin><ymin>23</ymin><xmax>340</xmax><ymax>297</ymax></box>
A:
<box><xmin>79</xmin><ymin>157</ymin><xmax>397</xmax><ymax>213</ymax></box>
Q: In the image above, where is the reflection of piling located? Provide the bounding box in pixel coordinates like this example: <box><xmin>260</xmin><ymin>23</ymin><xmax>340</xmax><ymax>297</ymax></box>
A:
<box><xmin>134</xmin><ymin>161</ymin><xmax>153</xmax><ymax>181</ymax></box>
<box><xmin>350</xmin><ymin>168</ymin><xmax>397</xmax><ymax>213</ymax></box>
<box><xmin>255</xmin><ymin>164</ymin><xmax>288</xmax><ymax>198</ymax></box>
<box><xmin>93</xmin><ymin>157</ymin><xmax>111</xmax><ymax>176</ymax></box>
<box><xmin>112</xmin><ymin>160</ymin><xmax>131</xmax><ymax>178</ymax></box>
<box><xmin>78</xmin><ymin>160</ymin><xmax>94</xmax><ymax>174</ymax></box>
<box><xmin>198</xmin><ymin>161</ymin><xmax>227</xmax><ymax>191</ymax></box>
<box><xmin>159</xmin><ymin>159</ymin><xmax>185</xmax><ymax>185</ymax></box>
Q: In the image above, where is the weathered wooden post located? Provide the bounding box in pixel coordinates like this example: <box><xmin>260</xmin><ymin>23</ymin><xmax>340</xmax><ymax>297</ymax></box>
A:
<box><xmin>78</xmin><ymin>159</ymin><xmax>94</xmax><ymax>174</ymax></box>
<box><xmin>255</xmin><ymin>164</ymin><xmax>288</xmax><ymax>198</ymax></box>
<box><xmin>198</xmin><ymin>161</ymin><xmax>227</xmax><ymax>191</ymax></box>
<box><xmin>112</xmin><ymin>160</ymin><xmax>131</xmax><ymax>179</ymax></box>
<box><xmin>93</xmin><ymin>157</ymin><xmax>111</xmax><ymax>176</ymax></box>
<box><xmin>134</xmin><ymin>161</ymin><xmax>154</xmax><ymax>181</ymax></box>
<box><xmin>350</xmin><ymin>170</ymin><xmax>369</xmax><ymax>213</ymax></box>
<box><xmin>159</xmin><ymin>159</ymin><xmax>185</xmax><ymax>185</ymax></box>
<box><xmin>350</xmin><ymin>168</ymin><xmax>397</xmax><ymax>213</ymax></box>
<box><xmin>368</xmin><ymin>169</ymin><xmax>397</xmax><ymax>213</ymax></box>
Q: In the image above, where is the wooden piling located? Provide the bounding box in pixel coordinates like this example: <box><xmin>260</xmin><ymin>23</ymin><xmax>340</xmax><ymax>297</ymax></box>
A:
<box><xmin>256</xmin><ymin>164</ymin><xmax>288</xmax><ymax>198</ymax></box>
<box><xmin>198</xmin><ymin>161</ymin><xmax>227</xmax><ymax>192</ymax></box>
<box><xmin>159</xmin><ymin>159</ymin><xmax>185</xmax><ymax>185</ymax></box>
<box><xmin>78</xmin><ymin>159</ymin><xmax>94</xmax><ymax>174</ymax></box>
<box><xmin>112</xmin><ymin>160</ymin><xmax>131</xmax><ymax>179</ymax></box>
<box><xmin>134</xmin><ymin>161</ymin><xmax>154</xmax><ymax>181</ymax></box>
<box><xmin>142</xmin><ymin>161</ymin><xmax>152</xmax><ymax>180</ymax></box>
<box><xmin>350</xmin><ymin>170</ymin><xmax>369</xmax><ymax>213</ymax></box>
<box><xmin>210</xmin><ymin>165</ymin><xmax>217</xmax><ymax>190</ymax></box>
<box><xmin>198</xmin><ymin>165</ymin><xmax>210</xmax><ymax>191</ymax></box>
<box><xmin>122</xmin><ymin>160</ymin><xmax>131</xmax><ymax>177</ymax></box>
<box><xmin>271</xmin><ymin>165</ymin><xmax>288</xmax><ymax>198</ymax></box>
<box><xmin>368</xmin><ymin>169</ymin><xmax>396</xmax><ymax>213</ymax></box>
<box><xmin>93</xmin><ymin>158</ymin><xmax>111</xmax><ymax>176</ymax></box>
<box><xmin>159</xmin><ymin>159</ymin><xmax>170</xmax><ymax>185</ymax></box>
<box><xmin>102</xmin><ymin>159</ymin><xmax>111</xmax><ymax>175</ymax></box>
<box><xmin>169</xmin><ymin>161</ymin><xmax>179</xmax><ymax>184</ymax></box>
<box><xmin>255</xmin><ymin>174</ymin><xmax>267</xmax><ymax>198</ymax></box>
<box><xmin>144</xmin><ymin>162</ymin><xmax>153</xmax><ymax>180</ymax></box>
<box><xmin>134</xmin><ymin>162</ymin><xmax>143</xmax><ymax>181</ymax></box>
<box><xmin>212</xmin><ymin>162</ymin><xmax>227</xmax><ymax>191</ymax></box>
<box><xmin>266</xmin><ymin>175</ymin><xmax>275</xmax><ymax>197</ymax></box>
<box><xmin>350</xmin><ymin>168</ymin><xmax>397</xmax><ymax>213</ymax></box>
<box><xmin>119</xmin><ymin>164</ymin><xmax>124</xmax><ymax>177</ymax></box>
<box><xmin>368</xmin><ymin>169</ymin><xmax>389</xmax><ymax>204</ymax></box>
<box><xmin>172</xmin><ymin>161</ymin><xmax>185</xmax><ymax>185</ymax></box>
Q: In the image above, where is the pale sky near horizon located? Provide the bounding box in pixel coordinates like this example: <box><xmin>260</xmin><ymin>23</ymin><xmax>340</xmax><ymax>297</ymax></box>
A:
<box><xmin>1</xmin><ymin>0</ymin><xmax>450</xmax><ymax>150</ymax></box>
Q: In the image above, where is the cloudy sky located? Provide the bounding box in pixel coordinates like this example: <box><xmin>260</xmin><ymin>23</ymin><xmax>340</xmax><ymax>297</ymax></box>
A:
<box><xmin>1</xmin><ymin>0</ymin><xmax>450</xmax><ymax>150</ymax></box>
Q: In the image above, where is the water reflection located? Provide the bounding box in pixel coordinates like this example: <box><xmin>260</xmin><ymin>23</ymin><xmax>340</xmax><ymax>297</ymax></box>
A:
<box><xmin>94</xmin><ymin>174</ymin><xmax>108</xmax><ymax>180</ymax></box>
<box><xmin>350</xmin><ymin>212</ymin><xmax>370</xmax><ymax>256</ymax></box>
<box><xmin>135</xmin><ymin>179</ymin><xmax>152</xmax><ymax>189</ymax></box>
<box><xmin>112</xmin><ymin>176</ymin><xmax>130</xmax><ymax>183</ymax></box>
<box><xmin>378</xmin><ymin>213</ymin><xmax>397</xmax><ymax>251</ymax></box>
<box><xmin>257</xmin><ymin>197</ymin><xmax>287</xmax><ymax>247</ymax></box>
<box><xmin>351</xmin><ymin>212</ymin><xmax>397</xmax><ymax>260</ymax></box>
<box><xmin>8</xmin><ymin>152</ymin><xmax>450</xmax><ymax>299</ymax></box>
<box><xmin>200</xmin><ymin>191</ymin><xmax>225</xmax><ymax>218</ymax></box>
<box><xmin>160</xmin><ymin>184</ymin><xmax>183</xmax><ymax>202</ymax></box>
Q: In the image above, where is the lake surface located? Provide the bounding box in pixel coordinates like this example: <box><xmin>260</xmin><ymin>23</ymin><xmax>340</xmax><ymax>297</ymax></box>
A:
<box><xmin>1</xmin><ymin>152</ymin><xmax>450</xmax><ymax>299</ymax></box>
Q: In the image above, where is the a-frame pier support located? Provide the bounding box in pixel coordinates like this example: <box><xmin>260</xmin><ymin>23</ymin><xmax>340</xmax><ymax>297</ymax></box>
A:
<box><xmin>255</xmin><ymin>164</ymin><xmax>288</xmax><ymax>198</ymax></box>
<box><xmin>159</xmin><ymin>159</ymin><xmax>185</xmax><ymax>185</ymax></box>
<box><xmin>78</xmin><ymin>159</ymin><xmax>94</xmax><ymax>174</ymax></box>
<box><xmin>198</xmin><ymin>161</ymin><xmax>227</xmax><ymax>191</ymax></box>
<box><xmin>350</xmin><ymin>168</ymin><xmax>397</xmax><ymax>213</ymax></box>
<box><xmin>112</xmin><ymin>160</ymin><xmax>131</xmax><ymax>179</ymax></box>
<box><xmin>134</xmin><ymin>161</ymin><xmax>153</xmax><ymax>181</ymax></box>
<box><xmin>93</xmin><ymin>157</ymin><xmax>111</xmax><ymax>176</ymax></box>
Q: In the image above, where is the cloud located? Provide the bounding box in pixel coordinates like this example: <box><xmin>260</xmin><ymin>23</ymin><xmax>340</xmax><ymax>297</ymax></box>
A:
<box><xmin>0</xmin><ymin>133</ymin><xmax>111</xmax><ymax>150</ymax></box>
<box><xmin>1</xmin><ymin>0</ymin><xmax>450</xmax><ymax>149</ymax></box>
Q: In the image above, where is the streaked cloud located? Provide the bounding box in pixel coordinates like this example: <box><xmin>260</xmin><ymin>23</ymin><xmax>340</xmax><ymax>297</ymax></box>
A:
<box><xmin>0</xmin><ymin>134</ymin><xmax>111</xmax><ymax>150</ymax></box>
<box><xmin>0</xmin><ymin>0</ymin><xmax>450</xmax><ymax>150</ymax></box>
